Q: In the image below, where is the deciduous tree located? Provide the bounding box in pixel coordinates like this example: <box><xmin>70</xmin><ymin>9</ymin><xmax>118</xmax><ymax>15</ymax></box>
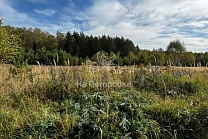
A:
<box><xmin>0</xmin><ymin>20</ymin><xmax>20</xmax><ymax>64</ymax></box>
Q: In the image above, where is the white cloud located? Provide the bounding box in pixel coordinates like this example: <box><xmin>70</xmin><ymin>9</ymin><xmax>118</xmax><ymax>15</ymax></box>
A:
<box><xmin>0</xmin><ymin>0</ymin><xmax>208</xmax><ymax>52</ymax></box>
<box><xmin>0</xmin><ymin>0</ymin><xmax>42</xmax><ymax>27</ymax></box>
<box><xmin>34</xmin><ymin>9</ymin><xmax>56</xmax><ymax>16</ymax></box>
<box><xmin>87</xmin><ymin>0</ymin><xmax>127</xmax><ymax>27</ymax></box>
<box><xmin>79</xmin><ymin>0</ymin><xmax>208</xmax><ymax>52</ymax></box>
<box><xmin>185</xmin><ymin>21</ymin><xmax>208</xmax><ymax>28</ymax></box>
<box><xmin>0</xmin><ymin>0</ymin><xmax>63</xmax><ymax>36</ymax></box>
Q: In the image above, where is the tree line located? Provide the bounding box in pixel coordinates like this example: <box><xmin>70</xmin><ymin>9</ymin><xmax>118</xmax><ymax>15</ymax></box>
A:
<box><xmin>1</xmin><ymin>22</ymin><xmax>208</xmax><ymax>67</ymax></box>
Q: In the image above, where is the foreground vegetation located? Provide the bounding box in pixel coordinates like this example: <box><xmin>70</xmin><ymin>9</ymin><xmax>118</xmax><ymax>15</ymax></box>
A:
<box><xmin>0</xmin><ymin>64</ymin><xmax>207</xmax><ymax>139</ymax></box>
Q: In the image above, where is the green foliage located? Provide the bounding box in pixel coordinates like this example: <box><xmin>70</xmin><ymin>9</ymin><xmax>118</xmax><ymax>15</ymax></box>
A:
<box><xmin>167</xmin><ymin>40</ymin><xmax>186</xmax><ymax>54</ymax></box>
<box><xmin>57</xmin><ymin>50</ymin><xmax>71</xmax><ymax>65</ymax></box>
<box><xmin>134</xmin><ymin>68</ymin><xmax>206</xmax><ymax>97</ymax></box>
<box><xmin>2</xmin><ymin>25</ymin><xmax>208</xmax><ymax>66</ymax></box>
<box><xmin>9</xmin><ymin>51</ymin><xmax>32</xmax><ymax>80</ymax></box>
<box><xmin>166</xmin><ymin>40</ymin><xmax>187</xmax><ymax>66</ymax></box>
<box><xmin>144</xmin><ymin>93</ymin><xmax>208</xmax><ymax>138</ymax></box>
<box><xmin>0</xmin><ymin>65</ymin><xmax>208</xmax><ymax>138</ymax></box>
<box><xmin>26</xmin><ymin>108</ymin><xmax>58</xmax><ymax>138</ymax></box>
<box><xmin>0</xmin><ymin>25</ymin><xmax>20</xmax><ymax>64</ymax></box>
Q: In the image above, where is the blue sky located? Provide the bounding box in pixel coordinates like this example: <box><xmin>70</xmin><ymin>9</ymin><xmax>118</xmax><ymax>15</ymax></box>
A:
<box><xmin>0</xmin><ymin>0</ymin><xmax>208</xmax><ymax>52</ymax></box>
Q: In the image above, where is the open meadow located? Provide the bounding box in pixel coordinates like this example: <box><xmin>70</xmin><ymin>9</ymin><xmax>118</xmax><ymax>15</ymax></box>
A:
<box><xmin>0</xmin><ymin>65</ymin><xmax>208</xmax><ymax>139</ymax></box>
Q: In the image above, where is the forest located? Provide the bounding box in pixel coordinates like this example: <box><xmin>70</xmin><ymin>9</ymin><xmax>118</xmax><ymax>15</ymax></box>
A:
<box><xmin>1</xmin><ymin>23</ymin><xmax>208</xmax><ymax>67</ymax></box>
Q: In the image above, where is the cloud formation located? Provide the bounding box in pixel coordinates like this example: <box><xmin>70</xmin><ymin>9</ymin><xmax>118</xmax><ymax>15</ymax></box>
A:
<box><xmin>34</xmin><ymin>9</ymin><xmax>56</xmax><ymax>16</ymax></box>
<box><xmin>81</xmin><ymin>0</ymin><xmax>208</xmax><ymax>52</ymax></box>
<box><xmin>0</xmin><ymin>0</ymin><xmax>41</xmax><ymax>27</ymax></box>
<box><xmin>0</xmin><ymin>0</ymin><xmax>208</xmax><ymax>52</ymax></box>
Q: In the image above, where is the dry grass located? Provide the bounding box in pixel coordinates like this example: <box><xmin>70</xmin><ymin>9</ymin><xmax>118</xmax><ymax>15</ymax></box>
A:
<box><xmin>0</xmin><ymin>64</ymin><xmax>207</xmax><ymax>138</ymax></box>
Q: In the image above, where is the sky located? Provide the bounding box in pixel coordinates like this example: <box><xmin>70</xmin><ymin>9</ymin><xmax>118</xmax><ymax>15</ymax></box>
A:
<box><xmin>0</xmin><ymin>0</ymin><xmax>208</xmax><ymax>52</ymax></box>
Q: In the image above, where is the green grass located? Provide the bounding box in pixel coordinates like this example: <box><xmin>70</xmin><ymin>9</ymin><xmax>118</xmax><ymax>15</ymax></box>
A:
<box><xmin>0</xmin><ymin>65</ymin><xmax>207</xmax><ymax>138</ymax></box>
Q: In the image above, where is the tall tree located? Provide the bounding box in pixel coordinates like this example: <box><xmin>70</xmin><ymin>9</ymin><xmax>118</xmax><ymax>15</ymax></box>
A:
<box><xmin>127</xmin><ymin>51</ymin><xmax>134</xmax><ymax>65</ymax></box>
<box><xmin>166</xmin><ymin>40</ymin><xmax>186</xmax><ymax>65</ymax></box>
<box><xmin>64</xmin><ymin>32</ymin><xmax>73</xmax><ymax>53</ymax></box>
<box><xmin>0</xmin><ymin>20</ymin><xmax>20</xmax><ymax>64</ymax></box>
<box><xmin>56</xmin><ymin>31</ymin><xmax>65</xmax><ymax>50</ymax></box>
<box><xmin>166</xmin><ymin>40</ymin><xmax>186</xmax><ymax>53</ymax></box>
<box><xmin>45</xmin><ymin>34</ymin><xmax>57</xmax><ymax>51</ymax></box>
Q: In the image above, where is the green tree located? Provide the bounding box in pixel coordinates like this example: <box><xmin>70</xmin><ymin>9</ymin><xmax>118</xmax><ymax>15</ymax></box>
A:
<box><xmin>156</xmin><ymin>53</ymin><xmax>165</xmax><ymax>66</ymax></box>
<box><xmin>127</xmin><ymin>51</ymin><xmax>134</xmax><ymax>65</ymax></box>
<box><xmin>45</xmin><ymin>34</ymin><xmax>57</xmax><ymax>51</ymax></box>
<box><xmin>166</xmin><ymin>40</ymin><xmax>186</xmax><ymax>65</ymax></box>
<box><xmin>180</xmin><ymin>52</ymin><xmax>195</xmax><ymax>67</ymax></box>
<box><xmin>137</xmin><ymin>53</ymin><xmax>146</xmax><ymax>65</ymax></box>
<box><xmin>64</xmin><ymin>32</ymin><xmax>74</xmax><ymax>54</ymax></box>
<box><xmin>58</xmin><ymin>50</ymin><xmax>68</xmax><ymax>65</ymax></box>
<box><xmin>56</xmin><ymin>31</ymin><xmax>65</xmax><ymax>50</ymax></box>
<box><xmin>166</xmin><ymin>40</ymin><xmax>186</xmax><ymax>53</ymax></box>
<box><xmin>73</xmin><ymin>56</ymin><xmax>79</xmax><ymax>65</ymax></box>
<box><xmin>0</xmin><ymin>20</ymin><xmax>20</xmax><ymax>64</ymax></box>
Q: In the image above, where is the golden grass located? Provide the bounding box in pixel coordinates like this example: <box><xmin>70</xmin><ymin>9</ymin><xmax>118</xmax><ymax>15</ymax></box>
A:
<box><xmin>0</xmin><ymin>64</ymin><xmax>207</xmax><ymax>138</ymax></box>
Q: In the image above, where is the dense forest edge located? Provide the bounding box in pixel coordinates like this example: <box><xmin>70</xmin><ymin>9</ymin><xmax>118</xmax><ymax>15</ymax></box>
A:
<box><xmin>0</xmin><ymin>19</ymin><xmax>208</xmax><ymax>67</ymax></box>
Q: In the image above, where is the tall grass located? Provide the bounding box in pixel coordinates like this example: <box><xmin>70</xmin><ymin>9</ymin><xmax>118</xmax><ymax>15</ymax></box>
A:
<box><xmin>0</xmin><ymin>64</ymin><xmax>207</xmax><ymax>138</ymax></box>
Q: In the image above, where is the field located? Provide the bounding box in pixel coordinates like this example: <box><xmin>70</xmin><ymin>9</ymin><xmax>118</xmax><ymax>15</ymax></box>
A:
<box><xmin>0</xmin><ymin>64</ymin><xmax>208</xmax><ymax>139</ymax></box>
